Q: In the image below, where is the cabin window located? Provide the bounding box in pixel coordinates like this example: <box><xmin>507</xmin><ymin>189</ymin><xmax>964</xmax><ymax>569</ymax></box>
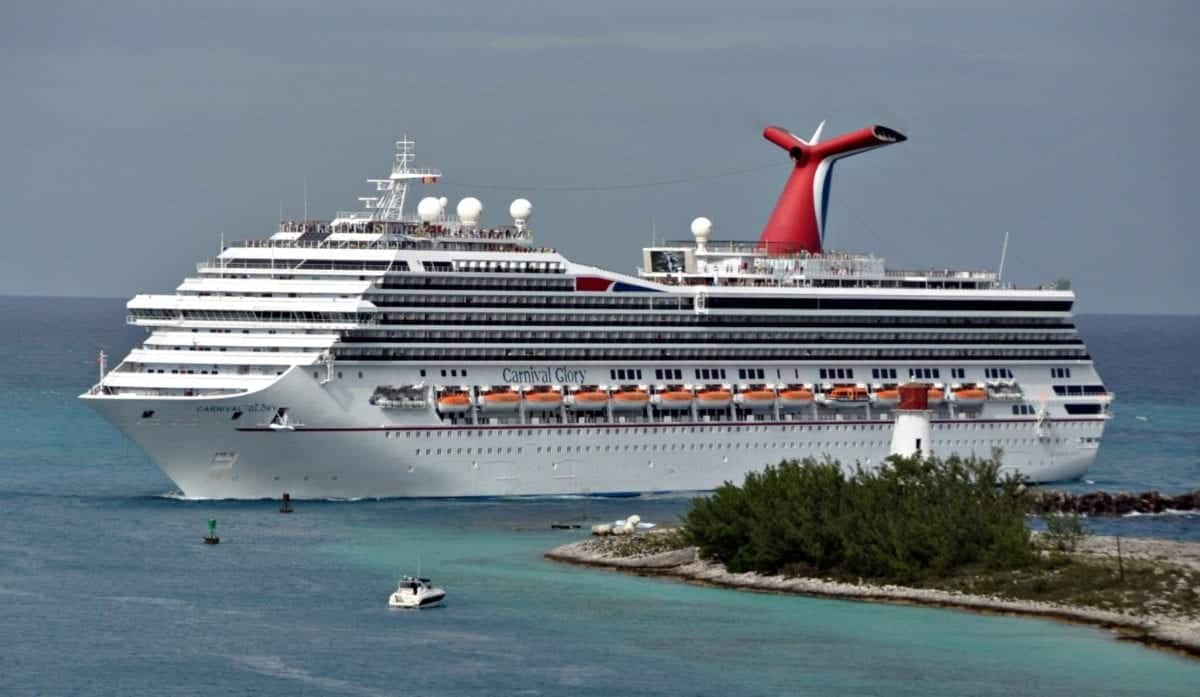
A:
<box><xmin>141</xmin><ymin>410</ymin><xmax>155</xmax><ymax>419</ymax></box>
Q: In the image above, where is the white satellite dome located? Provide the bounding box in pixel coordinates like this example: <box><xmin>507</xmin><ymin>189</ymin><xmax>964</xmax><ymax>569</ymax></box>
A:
<box><xmin>691</xmin><ymin>217</ymin><xmax>713</xmax><ymax>249</ymax></box>
<box><xmin>509</xmin><ymin>198</ymin><xmax>532</xmax><ymax>221</ymax></box>
<box><xmin>438</xmin><ymin>196</ymin><xmax>449</xmax><ymax>211</ymax></box>
<box><xmin>417</xmin><ymin>197</ymin><xmax>441</xmax><ymax>223</ymax></box>
<box><xmin>509</xmin><ymin>198</ymin><xmax>532</xmax><ymax>230</ymax></box>
<box><xmin>456</xmin><ymin>197</ymin><xmax>483</xmax><ymax>226</ymax></box>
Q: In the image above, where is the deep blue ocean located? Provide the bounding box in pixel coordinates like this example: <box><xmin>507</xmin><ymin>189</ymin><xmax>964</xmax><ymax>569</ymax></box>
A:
<box><xmin>1</xmin><ymin>296</ymin><xmax>1197</xmax><ymax>695</ymax></box>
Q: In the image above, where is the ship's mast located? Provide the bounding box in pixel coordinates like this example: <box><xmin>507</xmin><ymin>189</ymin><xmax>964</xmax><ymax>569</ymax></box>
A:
<box><xmin>359</xmin><ymin>136</ymin><xmax>441</xmax><ymax>221</ymax></box>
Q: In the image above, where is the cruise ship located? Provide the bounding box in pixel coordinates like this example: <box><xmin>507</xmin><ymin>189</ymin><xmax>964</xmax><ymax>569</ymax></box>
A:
<box><xmin>81</xmin><ymin>122</ymin><xmax>1112</xmax><ymax>499</ymax></box>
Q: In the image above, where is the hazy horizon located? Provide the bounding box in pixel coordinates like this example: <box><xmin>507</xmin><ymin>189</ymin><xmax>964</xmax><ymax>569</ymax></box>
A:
<box><xmin>3</xmin><ymin>1</ymin><xmax>1197</xmax><ymax>313</ymax></box>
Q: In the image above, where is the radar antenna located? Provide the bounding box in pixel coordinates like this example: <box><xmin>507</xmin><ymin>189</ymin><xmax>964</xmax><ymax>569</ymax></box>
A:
<box><xmin>358</xmin><ymin>136</ymin><xmax>442</xmax><ymax>221</ymax></box>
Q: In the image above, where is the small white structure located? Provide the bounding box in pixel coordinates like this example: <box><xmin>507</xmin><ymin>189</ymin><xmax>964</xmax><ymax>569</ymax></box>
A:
<box><xmin>889</xmin><ymin>384</ymin><xmax>932</xmax><ymax>458</ymax></box>
<box><xmin>456</xmin><ymin>197</ymin><xmax>483</xmax><ymax>227</ymax></box>
<box><xmin>416</xmin><ymin>196</ymin><xmax>442</xmax><ymax>222</ymax></box>
<box><xmin>691</xmin><ymin>217</ymin><xmax>713</xmax><ymax>253</ymax></box>
<box><xmin>509</xmin><ymin>198</ymin><xmax>532</xmax><ymax>231</ymax></box>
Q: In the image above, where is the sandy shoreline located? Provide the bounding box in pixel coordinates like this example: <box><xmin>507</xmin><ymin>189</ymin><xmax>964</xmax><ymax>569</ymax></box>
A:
<box><xmin>546</xmin><ymin>533</ymin><xmax>1200</xmax><ymax>659</ymax></box>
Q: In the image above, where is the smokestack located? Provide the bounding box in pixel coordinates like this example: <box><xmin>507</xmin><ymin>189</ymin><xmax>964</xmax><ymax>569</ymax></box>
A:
<box><xmin>758</xmin><ymin>123</ymin><xmax>906</xmax><ymax>255</ymax></box>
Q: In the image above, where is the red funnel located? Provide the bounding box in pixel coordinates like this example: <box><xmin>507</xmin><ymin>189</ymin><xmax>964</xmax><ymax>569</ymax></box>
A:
<box><xmin>758</xmin><ymin>124</ymin><xmax>906</xmax><ymax>255</ymax></box>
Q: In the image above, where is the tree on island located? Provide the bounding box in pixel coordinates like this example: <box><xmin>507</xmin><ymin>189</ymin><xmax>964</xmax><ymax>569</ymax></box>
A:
<box><xmin>683</xmin><ymin>455</ymin><xmax>1035</xmax><ymax>583</ymax></box>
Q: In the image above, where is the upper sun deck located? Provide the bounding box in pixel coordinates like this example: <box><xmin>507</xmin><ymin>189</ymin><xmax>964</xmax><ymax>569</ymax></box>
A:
<box><xmin>262</xmin><ymin>219</ymin><xmax>540</xmax><ymax>253</ymax></box>
<box><xmin>639</xmin><ymin>239</ymin><xmax>1070</xmax><ymax>292</ymax></box>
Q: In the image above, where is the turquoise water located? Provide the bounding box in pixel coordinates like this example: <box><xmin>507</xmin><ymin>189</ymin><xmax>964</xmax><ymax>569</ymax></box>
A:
<box><xmin>1</xmin><ymin>297</ymin><xmax>1198</xmax><ymax>694</ymax></box>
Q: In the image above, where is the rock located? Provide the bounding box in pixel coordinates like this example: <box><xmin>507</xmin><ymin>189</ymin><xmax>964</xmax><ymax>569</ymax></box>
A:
<box><xmin>1027</xmin><ymin>489</ymin><xmax>1200</xmax><ymax>517</ymax></box>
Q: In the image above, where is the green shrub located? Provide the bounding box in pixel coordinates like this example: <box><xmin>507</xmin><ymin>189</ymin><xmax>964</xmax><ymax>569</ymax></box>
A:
<box><xmin>683</xmin><ymin>454</ymin><xmax>1034</xmax><ymax>583</ymax></box>
<box><xmin>1043</xmin><ymin>513</ymin><xmax>1089</xmax><ymax>552</ymax></box>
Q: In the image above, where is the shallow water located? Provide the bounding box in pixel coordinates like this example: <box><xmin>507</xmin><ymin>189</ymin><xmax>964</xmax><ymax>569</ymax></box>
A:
<box><xmin>0</xmin><ymin>298</ymin><xmax>1198</xmax><ymax>694</ymax></box>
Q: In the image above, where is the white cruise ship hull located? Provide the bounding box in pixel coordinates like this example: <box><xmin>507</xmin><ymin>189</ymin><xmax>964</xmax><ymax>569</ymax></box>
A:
<box><xmin>82</xmin><ymin>368</ymin><xmax>1105</xmax><ymax>499</ymax></box>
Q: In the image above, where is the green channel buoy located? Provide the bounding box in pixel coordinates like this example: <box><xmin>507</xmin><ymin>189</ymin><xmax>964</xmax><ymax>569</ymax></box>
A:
<box><xmin>204</xmin><ymin>518</ymin><xmax>220</xmax><ymax>544</ymax></box>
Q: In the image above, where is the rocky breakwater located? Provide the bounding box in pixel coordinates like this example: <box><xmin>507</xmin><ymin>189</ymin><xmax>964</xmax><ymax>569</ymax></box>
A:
<box><xmin>1028</xmin><ymin>489</ymin><xmax>1200</xmax><ymax>516</ymax></box>
<box><xmin>546</xmin><ymin>530</ymin><xmax>1200</xmax><ymax>659</ymax></box>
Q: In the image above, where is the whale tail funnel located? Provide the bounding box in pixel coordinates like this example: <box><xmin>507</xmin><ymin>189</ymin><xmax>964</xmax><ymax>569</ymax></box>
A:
<box><xmin>758</xmin><ymin>123</ymin><xmax>906</xmax><ymax>255</ymax></box>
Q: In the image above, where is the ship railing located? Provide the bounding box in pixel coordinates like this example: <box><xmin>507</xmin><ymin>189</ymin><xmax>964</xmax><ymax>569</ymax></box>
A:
<box><xmin>231</xmin><ymin>231</ymin><xmax>535</xmax><ymax>251</ymax></box>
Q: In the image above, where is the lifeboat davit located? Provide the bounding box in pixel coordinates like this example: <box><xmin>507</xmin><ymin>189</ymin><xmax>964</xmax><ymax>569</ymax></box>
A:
<box><xmin>695</xmin><ymin>387</ymin><xmax>732</xmax><ymax>409</ymax></box>
<box><xmin>654</xmin><ymin>388</ymin><xmax>694</xmax><ymax>410</ymax></box>
<box><xmin>524</xmin><ymin>389</ymin><xmax>564</xmax><ymax>411</ymax></box>
<box><xmin>436</xmin><ymin>391</ymin><xmax>472</xmax><ymax>414</ymax></box>
<box><xmin>736</xmin><ymin>387</ymin><xmax>777</xmax><ymax>411</ymax></box>
<box><xmin>824</xmin><ymin>385</ymin><xmax>871</xmax><ymax>408</ymax></box>
<box><xmin>950</xmin><ymin>385</ymin><xmax>988</xmax><ymax>407</ymax></box>
<box><xmin>478</xmin><ymin>389</ymin><xmax>520</xmax><ymax>414</ymax></box>
<box><xmin>611</xmin><ymin>387</ymin><xmax>650</xmax><ymax>412</ymax></box>
<box><xmin>566</xmin><ymin>388</ymin><xmax>609</xmax><ymax>411</ymax></box>
<box><xmin>872</xmin><ymin>387</ymin><xmax>900</xmax><ymax>409</ymax></box>
<box><xmin>778</xmin><ymin>386</ymin><xmax>814</xmax><ymax>411</ymax></box>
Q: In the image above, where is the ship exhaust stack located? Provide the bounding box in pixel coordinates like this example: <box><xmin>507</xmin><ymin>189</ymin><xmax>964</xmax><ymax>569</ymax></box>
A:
<box><xmin>758</xmin><ymin>123</ymin><xmax>906</xmax><ymax>255</ymax></box>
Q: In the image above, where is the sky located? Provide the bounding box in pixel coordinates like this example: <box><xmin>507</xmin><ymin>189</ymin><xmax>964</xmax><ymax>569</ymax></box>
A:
<box><xmin>1</xmin><ymin>1</ymin><xmax>1197</xmax><ymax>313</ymax></box>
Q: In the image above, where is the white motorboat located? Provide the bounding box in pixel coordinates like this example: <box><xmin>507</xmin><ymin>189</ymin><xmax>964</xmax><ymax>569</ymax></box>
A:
<box><xmin>388</xmin><ymin>576</ymin><xmax>446</xmax><ymax>609</ymax></box>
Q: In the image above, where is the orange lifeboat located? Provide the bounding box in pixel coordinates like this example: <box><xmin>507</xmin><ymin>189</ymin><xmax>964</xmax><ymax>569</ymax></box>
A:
<box><xmin>566</xmin><ymin>387</ymin><xmax>609</xmax><ymax>411</ymax></box>
<box><xmin>950</xmin><ymin>385</ymin><xmax>987</xmax><ymax>407</ymax></box>
<box><xmin>478</xmin><ymin>388</ymin><xmax>520</xmax><ymax>414</ymax></box>
<box><xmin>611</xmin><ymin>387</ymin><xmax>650</xmax><ymax>412</ymax></box>
<box><xmin>778</xmin><ymin>386</ymin><xmax>814</xmax><ymax>411</ymax></box>
<box><xmin>927</xmin><ymin>386</ymin><xmax>946</xmax><ymax>406</ymax></box>
<box><xmin>736</xmin><ymin>387</ymin><xmax>777</xmax><ymax>411</ymax></box>
<box><xmin>435</xmin><ymin>391</ymin><xmax>471</xmax><ymax>414</ymax></box>
<box><xmin>872</xmin><ymin>387</ymin><xmax>900</xmax><ymax>409</ymax></box>
<box><xmin>654</xmin><ymin>387</ymin><xmax>694</xmax><ymax>410</ymax></box>
<box><xmin>695</xmin><ymin>387</ymin><xmax>733</xmax><ymax>409</ymax></box>
<box><xmin>824</xmin><ymin>385</ymin><xmax>871</xmax><ymax>408</ymax></box>
<box><xmin>524</xmin><ymin>389</ymin><xmax>563</xmax><ymax>411</ymax></box>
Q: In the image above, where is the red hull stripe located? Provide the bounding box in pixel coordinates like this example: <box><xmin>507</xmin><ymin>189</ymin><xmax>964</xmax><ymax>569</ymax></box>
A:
<box><xmin>574</xmin><ymin>276</ymin><xmax>614</xmax><ymax>292</ymax></box>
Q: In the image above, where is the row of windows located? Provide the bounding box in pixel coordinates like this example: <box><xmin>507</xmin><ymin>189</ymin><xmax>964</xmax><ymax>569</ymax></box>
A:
<box><xmin>131</xmin><ymin>309</ymin><xmax>363</xmax><ymax>323</ymax></box>
<box><xmin>221</xmin><ymin>259</ymin><xmax>400</xmax><ymax>271</ymax></box>
<box><xmin>703</xmin><ymin>296</ymin><xmax>1074</xmax><ymax>313</ymax></box>
<box><xmin>738</xmin><ymin>368</ymin><xmax>767</xmax><ymax>381</ymax></box>
<box><xmin>697</xmin><ymin>368</ymin><xmax>728</xmax><ymax>380</ymax></box>
<box><xmin>1053</xmin><ymin>385</ymin><xmax>1108</xmax><ymax>396</ymax></box>
<box><xmin>910</xmin><ymin>368</ymin><xmax>940</xmax><ymax>379</ymax></box>
<box><xmin>871</xmin><ymin>368</ymin><xmax>898</xmax><ymax>380</ymax></box>
<box><xmin>610</xmin><ymin>368</ymin><xmax>644</xmax><ymax>381</ymax></box>
<box><xmin>404</xmin><ymin>432</ymin><xmax>1081</xmax><ymax>458</ymax></box>
<box><xmin>372</xmin><ymin>293</ymin><xmax>1073</xmax><ymax>313</ymax></box>
<box><xmin>340</xmin><ymin>329</ymin><xmax>1085</xmax><ymax>346</ymax></box>
<box><xmin>950</xmin><ymin>368</ymin><xmax>966</xmax><ymax>379</ymax></box>
<box><xmin>372</xmin><ymin>278</ymin><xmax>574</xmax><ymax>292</ymax></box>
<box><xmin>820</xmin><ymin>368</ymin><xmax>855</xmax><ymax>380</ymax></box>
<box><xmin>1051</xmin><ymin>367</ymin><xmax>1073</xmax><ymax>378</ymax></box>
<box><xmin>655</xmin><ymin>368</ymin><xmax>684</xmax><ymax>381</ymax></box>
<box><xmin>333</xmin><ymin>347</ymin><xmax>1091</xmax><ymax>361</ymax></box>
<box><xmin>985</xmin><ymin>368</ymin><xmax>1015</xmax><ymax>379</ymax></box>
<box><xmin>1012</xmin><ymin>404</ymin><xmax>1037</xmax><ymax>415</ymax></box>
<box><xmin>391</xmin><ymin>420</ymin><xmax>1099</xmax><ymax>442</ymax></box>
<box><xmin>374</xmin><ymin>312</ymin><xmax>1072</xmax><ymax>330</ymax></box>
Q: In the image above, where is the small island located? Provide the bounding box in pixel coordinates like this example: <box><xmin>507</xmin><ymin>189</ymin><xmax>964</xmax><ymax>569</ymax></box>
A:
<box><xmin>546</xmin><ymin>456</ymin><xmax>1200</xmax><ymax>658</ymax></box>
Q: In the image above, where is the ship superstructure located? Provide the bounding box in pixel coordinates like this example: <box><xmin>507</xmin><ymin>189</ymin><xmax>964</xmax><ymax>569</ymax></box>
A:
<box><xmin>82</xmin><ymin>124</ymin><xmax>1111</xmax><ymax>499</ymax></box>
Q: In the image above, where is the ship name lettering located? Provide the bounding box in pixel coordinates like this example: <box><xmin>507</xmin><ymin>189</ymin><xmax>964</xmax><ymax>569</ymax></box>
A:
<box><xmin>501</xmin><ymin>366</ymin><xmax>586</xmax><ymax>384</ymax></box>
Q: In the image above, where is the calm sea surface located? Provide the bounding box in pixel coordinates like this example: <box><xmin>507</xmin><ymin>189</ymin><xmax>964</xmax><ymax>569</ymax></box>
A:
<box><xmin>1</xmin><ymin>297</ymin><xmax>1197</xmax><ymax>695</ymax></box>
